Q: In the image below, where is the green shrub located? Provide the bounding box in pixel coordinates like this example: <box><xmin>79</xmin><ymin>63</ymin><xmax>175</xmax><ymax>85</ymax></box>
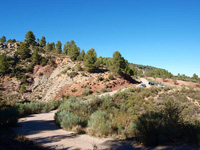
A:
<box><xmin>82</xmin><ymin>88</ymin><xmax>93</xmax><ymax>96</ymax></box>
<box><xmin>100</xmin><ymin>95</ymin><xmax>115</xmax><ymax>110</ymax></box>
<box><xmin>135</xmin><ymin>99</ymin><xmax>200</xmax><ymax>146</ymax></box>
<box><xmin>54</xmin><ymin>110</ymin><xmax>81</xmax><ymax>130</ymax></box>
<box><xmin>76</xmin><ymin>63</ymin><xmax>82</xmax><ymax>71</ymax></box>
<box><xmin>15</xmin><ymin>101</ymin><xmax>61</xmax><ymax>117</ymax></box>
<box><xmin>88</xmin><ymin>110</ymin><xmax>112</xmax><ymax>136</ymax></box>
<box><xmin>100</xmin><ymin>88</ymin><xmax>111</xmax><ymax>93</ymax></box>
<box><xmin>68</xmin><ymin>71</ymin><xmax>78</xmax><ymax>78</ymax></box>
<box><xmin>61</xmin><ymin>69</ymin><xmax>68</xmax><ymax>74</ymax></box>
<box><xmin>97</xmin><ymin>76</ymin><xmax>104</xmax><ymax>82</ymax></box>
<box><xmin>20</xmin><ymin>84</ymin><xmax>26</xmax><ymax>93</ymax></box>
<box><xmin>108</xmin><ymin>74</ymin><xmax>115</xmax><ymax>80</ymax></box>
<box><xmin>58</xmin><ymin>98</ymin><xmax>93</xmax><ymax>123</ymax></box>
<box><xmin>71</xmin><ymin>88</ymin><xmax>77</xmax><ymax>92</ymax></box>
<box><xmin>81</xmin><ymin>72</ymin><xmax>86</xmax><ymax>76</ymax></box>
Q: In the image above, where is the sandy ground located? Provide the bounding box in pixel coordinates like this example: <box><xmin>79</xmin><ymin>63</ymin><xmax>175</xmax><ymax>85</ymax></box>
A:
<box><xmin>140</xmin><ymin>78</ymin><xmax>151</xmax><ymax>88</ymax></box>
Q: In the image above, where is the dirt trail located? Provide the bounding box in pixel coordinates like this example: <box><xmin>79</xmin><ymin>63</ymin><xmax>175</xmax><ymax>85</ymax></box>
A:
<box><xmin>13</xmin><ymin>110</ymin><xmax>134</xmax><ymax>150</ymax></box>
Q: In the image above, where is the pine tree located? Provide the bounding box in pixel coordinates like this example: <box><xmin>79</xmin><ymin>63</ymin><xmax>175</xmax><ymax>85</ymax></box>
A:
<box><xmin>32</xmin><ymin>49</ymin><xmax>41</xmax><ymax>65</ymax></box>
<box><xmin>25</xmin><ymin>30</ymin><xmax>36</xmax><ymax>45</ymax></box>
<box><xmin>56</xmin><ymin>40</ymin><xmax>62</xmax><ymax>53</ymax></box>
<box><xmin>192</xmin><ymin>73</ymin><xmax>199</xmax><ymax>80</ymax></box>
<box><xmin>66</xmin><ymin>41</ymin><xmax>71</xmax><ymax>55</ymax></box>
<box><xmin>40</xmin><ymin>36</ymin><xmax>46</xmax><ymax>47</ymax></box>
<box><xmin>70</xmin><ymin>43</ymin><xmax>80</xmax><ymax>60</ymax></box>
<box><xmin>16</xmin><ymin>42</ymin><xmax>31</xmax><ymax>59</ymax></box>
<box><xmin>50</xmin><ymin>42</ymin><xmax>55</xmax><ymax>51</ymax></box>
<box><xmin>7</xmin><ymin>39</ymin><xmax>16</xmax><ymax>43</ymax></box>
<box><xmin>0</xmin><ymin>36</ymin><xmax>6</xmax><ymax>43</ymax></box>
<box><xmin>110</xmin><ymin>51</ymin><xmax>126</xmax><ymax>74</ymax></box>
<box><xmin>78</xmin><ymin>49</ymin><xmax>85</xmax><ymax>61</ymax></box>
<box><xmin>84</xmin><ymin>48</ymin><xmax>97</xmax><ymax>72</ymax></box>
<box><xmin>0</xmin><ymin>54</ymin><xmax>9</xmax><ymax>75</ymax></box>
<box><xmin>95</xmin><ymin>56</ymin><xmax>103</xmax><ymax>68</ymax></box>
<box><xmin>46</xmin><ymin>42</ymin><xmax>51</xmax><ymax>51</ymax></box>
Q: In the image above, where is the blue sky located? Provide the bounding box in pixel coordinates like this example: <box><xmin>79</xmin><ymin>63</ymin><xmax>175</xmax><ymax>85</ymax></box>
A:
<box><xmin>0</xmin><ymin>0</ymin><xmax>200</xmax><ymax>77</ymax></box>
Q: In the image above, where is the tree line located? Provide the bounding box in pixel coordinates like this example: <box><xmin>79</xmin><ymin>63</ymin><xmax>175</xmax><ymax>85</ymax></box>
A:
<box><xmin>1</xmin><ymin>30</ymin><xmax>136</xmax><ymax>77</ymax></box>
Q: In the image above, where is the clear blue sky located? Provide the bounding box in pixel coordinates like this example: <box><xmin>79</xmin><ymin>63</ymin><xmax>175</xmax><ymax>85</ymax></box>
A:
<box><xmin>0</xmin><ymin>0</ymin><xmax>200</xmax><ymax>77</ymax></box>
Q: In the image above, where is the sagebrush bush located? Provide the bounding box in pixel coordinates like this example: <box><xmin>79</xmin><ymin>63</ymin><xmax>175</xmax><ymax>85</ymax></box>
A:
<box><xmin>54</xmin><ymin>110</ymin><xmax>81</xmax><ymax>130</ymax></box>
<box><xmin>58</xmin><ymin>98</ymin><xmax>93</xmax><ymax>123</ymax></box>
<box><xmin>135</xmin><ymin>99</ymin><xmax>200</xmax><ymax>146</ymax></box>
<box><xmin>88</xmin><ymin>110</ymin><xmax>112</xmax><ymax>136</ymax></box>
<box><xmin>15</xmin><ymin>101</ymin><xmax>61</xmax><ymax>117</ymax></box>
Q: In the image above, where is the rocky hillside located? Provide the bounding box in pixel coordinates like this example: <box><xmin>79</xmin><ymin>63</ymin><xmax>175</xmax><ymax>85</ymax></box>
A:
<box><xmin>0</xmin><ymin>41</ymin><xmax>137</xmax><ymax>102</ymax></box>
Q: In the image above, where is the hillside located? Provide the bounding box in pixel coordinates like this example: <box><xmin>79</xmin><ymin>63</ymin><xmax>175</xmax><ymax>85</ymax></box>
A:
<box><xmin>1</xmin><ymin>32</ymin><xmax>200</xmax><ymax>149</ymax></box>
<box><xmin>0</xmin><ymin>38</ymin><xmax>137</xmax><ymax>103</ymax></box>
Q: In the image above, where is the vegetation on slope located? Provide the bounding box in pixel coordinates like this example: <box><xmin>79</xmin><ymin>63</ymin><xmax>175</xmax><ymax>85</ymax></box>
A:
<box><xmin>54</xmin><ymin>87</ymin><xmax>200</xmax><ymax>146</ymax></box>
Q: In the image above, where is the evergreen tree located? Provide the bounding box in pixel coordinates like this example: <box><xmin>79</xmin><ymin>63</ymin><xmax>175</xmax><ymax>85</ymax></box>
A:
<box><xmin>46</xmin><ymin>42</ymin><xmax>51</xmax><ymax>51</ymax></box>
<box><xmin>0</xmin><ymin>36</ymin><xmax>6</xmax><ymax>43</ymax></box>
<box><xmin>110</xmin><ymin>51</ymin><xmax>126</xmax><ymax>74</ymax></box>
<box><xmin>40</xmin><ymin>36</ymin><xmax>46</xmax><ymax>47</ymax></box>
<box><xmin>32</xmin><ymin>49</ymin><xmax>41</xmax><ymax>65</ymax></box>
<box><xmin>95</xmin><ymin>56</ymin><xmax>103</xmax><ymax>68</ymax></box>
<box><xmin>70</xmin><ymin>43</ymin><xmax>80</xmax><ymax>60</ymax></box>
<box><xmin>25</xmin><ymin>30</ymin><xmax>36</xmax><ymax>45</ymax></box>
<box><xmin>84</xmin><ymin>48</ymin><xmax>97</xmax><ymax>72</ymax></box>
<box><xmin>50</xmin><ymin>42</ymin><xmax>55</xmax><ymax>51</ymax></box>
<box><xmin>65</xmin><ymin>41</ymin><xmax>71</xmax><ymax>55</ymax></box>
<box><xmin>56</xmin><ymin>40</ymin><xmax>62</xmax><ymax>53</ymax></box>
<box><xmin>78</xmin><ymin>49</ymin><xmax>85</xmax><ymax>61</ymax></box>
<box><xmin>37</xmin><ymin>38</ymin><xmax>40</xmax><ymax>44</ymax></box>
<box><xmin>0</xmin><ymin>54</ymin><xmax>9</xmax><ymax>75</ymax></box>
<box><xmin>16</xmin><ymin>42</ymin><xmax>31</xmax><ymax>59</ymax></box>
<box><xmin>192</xmin><ymin>73</ymin><xmax>199</xmax><ymax>80</ymax></box>
<box><xmin>7</xmin><ymin>39</ymin><xmax>16</xmax><ymax>43</ymax></box>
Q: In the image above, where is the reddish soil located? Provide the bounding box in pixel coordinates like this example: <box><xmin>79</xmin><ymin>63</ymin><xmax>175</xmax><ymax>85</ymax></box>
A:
<box><xmin>148</xmin><ymin>77</ymin><xmax>198</xmax><ymax>87</ymax></box>
<box><xmin>33</xmin><ymin>65</ymin><xmax>54</xmax><ymax>78</ymax></box>
<box><xmin>55</xmin><ymin>75</ymin><xmax>134</xmax><ymax>100</ymax></box>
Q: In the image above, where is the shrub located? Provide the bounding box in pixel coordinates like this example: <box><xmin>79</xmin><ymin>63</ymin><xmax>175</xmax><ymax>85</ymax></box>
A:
<box><xmin>61</xmin><ymin>69</ymin><xmax>68</xmax><ymax>74</ymax></box>
<box><xmin>97</xmin><ymin>76</ymin><xmax>104</xmax><ymax>82</ymax></box>
<box><xmin>20</xmin><ymin>84</ymin><xmax>26</xmax><ymax>93</ymax></box>
<box><xmin>82</xmin><ymin>88</ymin><xmax>93</xmax><ymax>96</ymax></box>
<box><xmin>108</xmin><ymin>74</ymin><xmax>115</xmax><ymax>80</ymax></box>
<box><xmin>68</xmin><ymin>71</ymin><xmax>78</xmax><ymax>78</ymax></box>
<box><xmin>100</xmin><ymin>95</ymin><xmax>115</xmax><ymax>110</ymax></box>
<box><xmin>15</xmin><ymin>101</ymin><xmax>61</xmax><ymax>117</ymax></box>
<box><xmin>76</xmin><ymin>63</ymin><xmax>82</xmax><ymax>71</ymax></box>
<box><xmin>81</xmin><ymin>72</ymin><xmax>86</xmax><ymax>76</ymax></box>
<box><xmin>88</xmin><ymin>111</ymin><xmax>112</xmax><ymax>136</ymax></box>
<box><xmin>100</xmin><ymin>88</ymin><xmax>111</xmax><ymax>93</ymax></box>
<box><xmin>54</xmin><ymin>110</ymin><xmax>81</xmax><ymax>130</ymax></box>
<box><xmin>135</xmin><ymin>99</ymin><xmax>200</xmax><ymax>146</ymax></box>
<box><xmin>58</xmin><ymin>98</ymin><xmax>93</xmax><ymax>123</ymax></box>
<box><xmin>71</xmin><ymin>88</ymin><xmax>77</xmax><ymax>92</ymax></box>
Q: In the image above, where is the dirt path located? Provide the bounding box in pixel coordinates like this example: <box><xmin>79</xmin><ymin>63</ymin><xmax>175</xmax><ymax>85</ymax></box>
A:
<box><xmin>140</xmin><ymin>78</ymin><xmax>151</xmax><ymax>88</ymax></box>
<box><xmin>13</xmin><ymin>110</ymin><xmax>135</xmax><ymax>150</ymax></box>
